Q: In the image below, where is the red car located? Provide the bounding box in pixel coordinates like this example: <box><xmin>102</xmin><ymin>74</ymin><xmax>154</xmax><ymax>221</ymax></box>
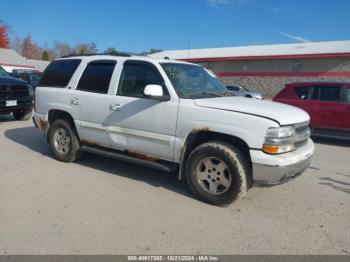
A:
<box><xmin>273</xmin><ymin>82</ymin><xmax>350</xmax><ymax>139</ymax></box>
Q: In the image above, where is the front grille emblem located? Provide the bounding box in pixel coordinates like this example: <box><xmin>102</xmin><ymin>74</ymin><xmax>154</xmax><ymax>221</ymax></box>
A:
<box><xmin>7</xmin><ymin>87</ymin><xmax>13</xmax><ymax>97</ymax></box>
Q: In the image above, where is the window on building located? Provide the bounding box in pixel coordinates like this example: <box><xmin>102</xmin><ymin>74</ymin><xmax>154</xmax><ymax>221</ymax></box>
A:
<box><xmin>117</xmin><ymin>61</ymin><xmax>164</xmax><ymax>98</ymax></box>
<box><xmin>241</xmin><ymin>64</ymin><xmax>249</xmax><ymax>72</ymax></box>
<box><xmin>77</xmin><ymin>60</ymin><xmax>116</xmax><ymax>94</ymax></box>
<box><xmin>39</xmin><ymin>59</ymin><xmax>81</xmax><ymax>87</ymax></box>
<box><xmin>292</xmin><ymin>61</ymin><xmax>304</xmax><ymax>72</ymax></box>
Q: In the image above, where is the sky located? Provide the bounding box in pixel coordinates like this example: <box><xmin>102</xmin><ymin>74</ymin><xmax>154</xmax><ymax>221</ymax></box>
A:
<box><xmin>1</xmin><ymin>0</ymin><xmax>350</xmax><ymax>53</ymax></box>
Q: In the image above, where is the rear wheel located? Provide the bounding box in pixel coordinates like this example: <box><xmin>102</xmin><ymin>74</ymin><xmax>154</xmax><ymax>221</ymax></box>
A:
<box><xmin>186</xmin><ymin>141</ymin><xmax>249</xmax><ymax>206</ymax></box>
<box><xmin>48</xmin><ymin>119</ymin><xmax>82</xmax><ymax>162</ymax></box>
<box><xmin>13</xmin><ymin>108</ymin><xmax>33</xmax><ymax>121</ymax></box>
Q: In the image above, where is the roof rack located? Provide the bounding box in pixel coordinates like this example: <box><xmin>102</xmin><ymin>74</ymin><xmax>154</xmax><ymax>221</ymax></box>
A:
<box><xmin>61</xmin><ymin>52</ymin><xmax>133</xmax><ymax>58</ymax></box>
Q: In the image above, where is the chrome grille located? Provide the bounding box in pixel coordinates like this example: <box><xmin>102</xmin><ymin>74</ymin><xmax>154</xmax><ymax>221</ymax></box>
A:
<box><xmin>0</xmin><ymin>85</ymin><xmax>29</xmax><ymax>99</ymax></box>
<box><xmin>294</xmin><ymin>122</ymin><xmax>311</xmax><ymax>148</ymax></box>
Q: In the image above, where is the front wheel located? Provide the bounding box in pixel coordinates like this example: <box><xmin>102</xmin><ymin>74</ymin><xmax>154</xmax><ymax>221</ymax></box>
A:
<box><xmin>186</xmin><ymin>141</ymin><xmax>249</xmax><ymax>206</ymax></box>
<box><xmin>48</xmin><ymin>119</ymin><xmax>82</xmax><ymax>162</ymax></box>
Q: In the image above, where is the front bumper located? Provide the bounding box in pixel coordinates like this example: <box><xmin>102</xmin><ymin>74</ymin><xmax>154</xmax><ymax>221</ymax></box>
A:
<box><xmin>251</xmin><ymin>139</ymin><xmax>314</xmax><ymax>186</ymax></box>
<box><xmin>0</xmin><ymin>98</ymin><xmax>33</xmax><ymax>113</ymax></box>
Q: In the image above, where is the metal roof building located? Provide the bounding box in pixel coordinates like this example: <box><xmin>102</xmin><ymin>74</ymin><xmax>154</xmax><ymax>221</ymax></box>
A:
<box><xmin>0</xmin><ymin>48</ymin><xmax>49</xmax><ymax>72</ymax></box>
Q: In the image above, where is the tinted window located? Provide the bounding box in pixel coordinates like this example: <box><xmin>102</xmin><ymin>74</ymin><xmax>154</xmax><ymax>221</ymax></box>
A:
<box><xmin>227</xmin><ymin>86</ymin><xmax>240</xmax><ymax>92</ymax></box>
<box><xmin>347</xmin><ymin>88</ymin><xmax>350</xmax><ymax>103</ymax></box>
<box><xmin>118</xmin><ymin>61</ymin><xmax>164</xmax><ymax>98</ymax></box>
<box><xmin>39</xmin><ymin>59</ymin><xmax>81</xmax><ymax>87</ymax></box>
<box><xmin>319</xmin><ymin>86</ymin><xmax>341</xmax><ymax>102</ymax></box>
<box><xmin>311</xmin><ymin>86</ymin><xmax>320</xmax><ymax>100</ymax></box>
<box><xmin>77</xmin><ymin>61</ymin><xmax>116</xmax><ymax>94</ymax></box>
<box><xmin>295</xmin><ymin>86</ymin><xmax>308</xmax><ymax>99</ymax></box>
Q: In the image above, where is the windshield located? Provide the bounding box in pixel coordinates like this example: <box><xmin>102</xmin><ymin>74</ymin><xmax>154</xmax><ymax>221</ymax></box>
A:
<box><xmin>161</xmin><ymin>63</ymin><xmax>231</xmax><ymax>99</ymax></box>
<box><xmin>0</xmin><ymin>66</ymin><xmax>9</xmax><ymax>77</ymax></box>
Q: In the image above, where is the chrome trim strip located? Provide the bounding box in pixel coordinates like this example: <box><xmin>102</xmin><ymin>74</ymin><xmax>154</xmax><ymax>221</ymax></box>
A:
<box><xmin>80</xmin><ymin>121</ymin><xmax>107</xmax><ymax>131</ymax></box>
<box><xmin>108</xmin><ymin>126</ymin><xmax>172</xmax><ymax>144</ymax></box>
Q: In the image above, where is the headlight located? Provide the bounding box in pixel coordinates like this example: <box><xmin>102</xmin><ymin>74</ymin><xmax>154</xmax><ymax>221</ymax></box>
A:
<box><xmin>263</xmin><ymin>126</ymin><xmax>296</xmax><ymax>154</ymax></box>
<box><xmin>28</xmin><ymin>85</ymin><xmax>34</xmax><ymax>97</ymax></box>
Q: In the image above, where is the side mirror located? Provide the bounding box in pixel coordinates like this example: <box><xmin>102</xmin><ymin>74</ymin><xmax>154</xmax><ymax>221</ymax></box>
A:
<box><xmin>144</xmin><ymin>85</ymin><xmax>169</xmax><ymax>101</ymax></box>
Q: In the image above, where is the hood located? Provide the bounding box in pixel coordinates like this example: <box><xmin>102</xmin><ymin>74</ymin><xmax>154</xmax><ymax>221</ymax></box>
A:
<box><xmin>194</xmin><ymin>96</ymin><xmax>309</xmax><ymax>126</ymax></box>
<box><xmin>0</xmin><ymin>76</ymin><xmax>27</xmax><ymax>85</ymax></box>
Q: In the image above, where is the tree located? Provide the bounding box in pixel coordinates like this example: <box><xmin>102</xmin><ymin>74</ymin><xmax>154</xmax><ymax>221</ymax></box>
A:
<box><xmin>75</xmin><ymin>42</ymin><xmax>97</xmax><ymax>55</ymax></box>
<box><xmin>149</xmin><ymin>48</ymin><xmax>163</xmax><ymax>54</ymax></box>
<box><xmin>10</xmin><ymin>36</ymin><xmax>23</xmax><ymax>54</ymax></box>
<box><xmin>104</xmin><ymin>47</ymin><xmax>117</xmax><ymax>54</ymax></box>
<box><xmin>53</xmin><ymin>41</ymin><xmax>73</xmax><ymax>57</ymax></box>
<box><xmin>42</xmin><ymin>50</ymin><xmax>50</xmax><ymax>61</ymax></box>
<box><xmin>0</xmin><ymin>21</ymin><xmax>9</xmax><ymax>48</ymax></box>
<box><xmin>21</xmin><ymin>34</ymin><xmax>41</xmax><ymax>59</ymax></box>
<box><xmin>140</xmin><ymin>48</ymin><xmax>163</xmax><ymax>55</ymax></box>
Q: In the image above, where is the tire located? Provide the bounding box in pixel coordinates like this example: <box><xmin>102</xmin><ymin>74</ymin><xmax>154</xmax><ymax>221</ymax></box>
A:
<box><xmin>48</xmin><ymin>118</ymin><xmax>82</xmax><ymax>162</ymax></box>
<box><xmin>186</xmin><ymin>141</ymin><xmax>249</xmax><ymax>206</ymax></box>
<box><xmin>13</xmin><ymin>108</ymin><xmax>33</xmax><ymax>121</ymax></box>
<box><xmin>245</xmin><ymin>95</ymin><xmax>252</xmax><ymax>98</ymax></box>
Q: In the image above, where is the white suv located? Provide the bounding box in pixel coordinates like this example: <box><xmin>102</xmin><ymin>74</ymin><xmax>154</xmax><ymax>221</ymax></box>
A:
<box><xmin>33</xmin><ymin>54</ymin><xmax>314</xmax><ymax>205</ymax></box>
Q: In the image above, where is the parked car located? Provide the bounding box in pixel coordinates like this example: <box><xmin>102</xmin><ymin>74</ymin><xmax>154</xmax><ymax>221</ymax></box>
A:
<box><xmin>226</xmin><ymin>85</ymin><xmax>263</xmax><ymax>99</ymax></box>
<box><xmin>33</xmin><ymin>54</ymin><xmax>313</xmax><ymax>205</ymax></box>
<box><xmin>12</xmin><ymin>69</ymin><xmax>42</xmax><ymax>88</ymax></box>
<box><xmin>0</xmin><ymin>66</ymin><xmax>34</xmax><ymax>120</ymax></box>
<box><xmin>273</xmin><ymin>82</ymin><xmax>350</xmax><ymax>139</ymax></box>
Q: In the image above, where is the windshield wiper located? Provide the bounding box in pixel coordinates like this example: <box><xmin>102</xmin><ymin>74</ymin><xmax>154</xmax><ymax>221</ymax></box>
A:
<box><xmin>218</xmin><ymin>92</ymin><xmax>236</xmax><ymax>97</ymax></box>
<box><xmin>199</xmin><ymin>92</ymin><xmax>222</xmax><ymax>97</ymax></box>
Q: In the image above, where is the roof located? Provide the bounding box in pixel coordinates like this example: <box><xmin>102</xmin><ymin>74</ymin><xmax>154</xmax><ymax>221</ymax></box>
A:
<box><xmin>57</xmin><ymin>54</ymin><xmax>195</xmax><ymax>65</ymax></box>
<box><xmin>0</xmin><ymin>48</ymin><xmax>34</xmax><ymax>68</ymax></box>
<box><xmin>0</xmin><ymin>48</ymin><xmax>50</xmax><ymax>71</ymax></box>
<box><xmin>149</xmin><ymin>40</ymin><xmax>350</xmax><ymax>62</ymax></box>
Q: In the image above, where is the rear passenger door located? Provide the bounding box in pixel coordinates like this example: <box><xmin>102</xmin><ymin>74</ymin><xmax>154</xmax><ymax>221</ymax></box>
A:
<box><xmin>70</xmin><ymin>60</ymin><xmax>117</xmax><ymax>147</ymax></box>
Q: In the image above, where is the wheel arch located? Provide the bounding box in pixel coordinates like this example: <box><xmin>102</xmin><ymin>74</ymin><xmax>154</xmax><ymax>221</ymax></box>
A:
<box><xmin>178</xmin><ymin>130</ymin><xmax>253</xmax><ymax>187</ymax></box>
<box><xmin>47</xmin><ymin>109</ymin><xmax>80</xmax><ymax>142</ymax></box>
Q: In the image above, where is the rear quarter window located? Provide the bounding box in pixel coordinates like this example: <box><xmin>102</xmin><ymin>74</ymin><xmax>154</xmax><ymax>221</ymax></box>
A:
<box><xmin>38</xmin><ymin>59</ymin><xmax>81</xmax><ymax>87</ymax></box>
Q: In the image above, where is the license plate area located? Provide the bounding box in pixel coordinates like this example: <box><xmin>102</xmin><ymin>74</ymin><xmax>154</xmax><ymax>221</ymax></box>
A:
<box><xmin>6</xmin><ymin>100</ymin><xmax>17</xmax><ymax>107</ymax></box>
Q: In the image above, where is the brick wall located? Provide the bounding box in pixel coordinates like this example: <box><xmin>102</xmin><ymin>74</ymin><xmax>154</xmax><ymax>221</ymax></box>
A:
<box><xmin>219</xmin><ymin>76</ymin><xmax>350</xmax><ymax>97</ymax></box>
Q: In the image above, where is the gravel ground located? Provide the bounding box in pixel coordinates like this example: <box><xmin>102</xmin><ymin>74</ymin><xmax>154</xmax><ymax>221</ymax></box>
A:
<box><xmin>0</xmin><ymin>115</ymin><xmax>349</xmax><ymax>255</ymax></box>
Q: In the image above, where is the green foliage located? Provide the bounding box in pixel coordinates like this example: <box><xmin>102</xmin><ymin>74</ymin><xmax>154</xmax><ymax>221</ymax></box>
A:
<box><xmin>104</xmin><ymin>47</ymin><xmax>117</xmax><ymax>54</ymax></box>
<box><xmin>79</xmin><ymin>46</ymin><xmax>86</xmax><ymax>55</ymax></box>
<box><xmin>42</xmin><ymin>50</ymin><xmax>50</xmax><ymax>61</ymax></box>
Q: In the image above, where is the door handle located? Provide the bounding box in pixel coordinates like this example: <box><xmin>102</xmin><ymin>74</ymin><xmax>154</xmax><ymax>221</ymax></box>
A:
<box><xmin>71</xmin><ymin>98</ymin><xmax>81</xmax><ymax>105</ymax></box>
<box><xmin>110</xmin><ymin>103</ymin><xmax>121</xmax><ymax>111</ymax></box>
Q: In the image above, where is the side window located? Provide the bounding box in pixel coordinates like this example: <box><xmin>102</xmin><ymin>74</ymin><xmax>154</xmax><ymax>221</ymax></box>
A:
<box><xmin>77</xmin><ymin>61</ymin><xmax>116</xmax><ymax>94</ymax></box>
<box><xmin>347</xmin><ymin>88</ymin><xmax>350</xmax><ymax>103</ymax></box>
<box><xmin>117</xmin><ymin>61</ymin><xmax>164</xmax><ymax>98</ymax></box>
<box><xmin>38</xmin><ymin>59</ymin><xmax>81</xmax><ymax>87</ymax></box>
<box><xmin>319</xmin><ymin>86</ymin><xmax>341</xmax><ymax>102</ymax></box>
<box><xmin>295</xmin><ymin>86</ymin><xmax>309</xmax><ymax>99</ymax></box>
<box><xmin>311</xmin><ymin>86</ymin><xmax>320</xmax><ymax>100</ymax></box>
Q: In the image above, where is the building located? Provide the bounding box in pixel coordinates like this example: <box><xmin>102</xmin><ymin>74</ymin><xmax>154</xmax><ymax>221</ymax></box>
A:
<box><xmin>150</xmin><ymin>40</ymin><xmax>350</xmax><ymax>97</ymax></box>
<box><xmin>0</xmin><ymin>48</ymin><xmax>50</xmax><ymax>72</ymax></box>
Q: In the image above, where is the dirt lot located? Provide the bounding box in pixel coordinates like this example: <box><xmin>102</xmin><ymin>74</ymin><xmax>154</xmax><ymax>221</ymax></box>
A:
<box><xmin>0</xmin><ymin>115</ymin><xmax>349</xmax><ymax>255</ymax></box>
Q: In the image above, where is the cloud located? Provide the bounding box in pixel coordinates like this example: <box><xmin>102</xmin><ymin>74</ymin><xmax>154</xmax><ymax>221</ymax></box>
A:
<box><xmin>278</xmin><ymin>31</ymin><xmax>311</xmax><ymax>43</ymax></box>
<box><xmin>206</xmin><ymin>0</ymin><xmax>230</xmax><ymax>7</ymax></box>
<box><xmin>206</xmin><ymin>0</ymin><xmax>283</xmax><ymax>13</ymax></box>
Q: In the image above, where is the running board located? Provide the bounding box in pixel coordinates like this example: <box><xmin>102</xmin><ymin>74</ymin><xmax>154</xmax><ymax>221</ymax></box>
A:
<box><xmin>81</xmin><ymin>145</ymin><xmax>177</xmax><ymax>173</ymax></box>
